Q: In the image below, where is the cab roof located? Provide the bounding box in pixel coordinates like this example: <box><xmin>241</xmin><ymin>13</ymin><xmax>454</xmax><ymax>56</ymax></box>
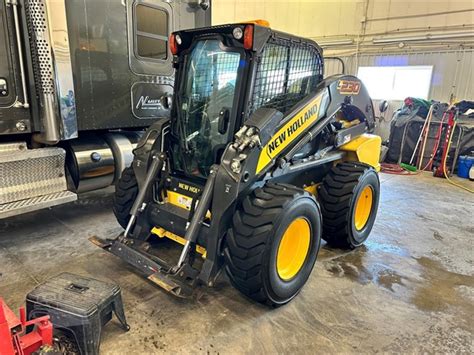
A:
<box><xmin>172</xmin><ymin>23</ymin><xmax>323</xmax><ymax>56</ymax></box>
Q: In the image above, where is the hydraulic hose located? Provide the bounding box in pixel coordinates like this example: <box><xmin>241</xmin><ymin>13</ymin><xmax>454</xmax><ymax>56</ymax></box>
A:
<box><xmin>381</xmin><ymin>163</ymin><xmax>419</xmax><ymax>175</ymax></box>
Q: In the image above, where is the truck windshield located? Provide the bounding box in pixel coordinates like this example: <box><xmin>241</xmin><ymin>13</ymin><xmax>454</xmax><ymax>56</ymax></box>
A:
<box><xmin>172</xmin><ymin>40</ymin><xmax>241</xmax><ymax>177</ymax></box>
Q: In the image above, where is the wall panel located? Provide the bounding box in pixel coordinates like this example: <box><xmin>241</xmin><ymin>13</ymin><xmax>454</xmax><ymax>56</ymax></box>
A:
<box><xmin>325</xmin><ymin>51</ymin><xmax>474</xmax><ymax>101</ymax></box>
<box><xmin>324</xmin><ymin>50</ymin><xmax>474</xmax><ymax>139</ymax></box>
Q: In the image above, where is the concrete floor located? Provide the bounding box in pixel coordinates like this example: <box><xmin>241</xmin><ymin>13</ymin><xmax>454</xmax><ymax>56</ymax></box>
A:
<box><xmin>0</xmin><ymin>172</ymin><xmax>473</xmax><ymax>354</ymax></box>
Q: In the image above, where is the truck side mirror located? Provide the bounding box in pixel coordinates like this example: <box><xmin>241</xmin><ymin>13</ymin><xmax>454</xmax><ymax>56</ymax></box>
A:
<box><xmin>379</xmin><ymin>100</ymin><xmax>389</xmax><ymax>113</ymax></box>
<box><xmin>218</xmin><ymin>107</ymin><xmax>230</xmax><ymax>134</ymax></box>
<box><xmin>188</xmin><ymin>0</ymin><xmax>209</xmax><ymax>10</ymax></box>
<box><xmin>160</xmin><ymin>94</ymin><xmax>172</xmax><ymax>110</ymax></box>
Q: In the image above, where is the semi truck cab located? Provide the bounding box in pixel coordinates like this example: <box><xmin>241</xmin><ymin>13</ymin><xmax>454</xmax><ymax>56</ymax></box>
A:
<box><xmin>0</xmin><ymin>0</ymin><xmax>210</xmax><ymax>218</ymax></box>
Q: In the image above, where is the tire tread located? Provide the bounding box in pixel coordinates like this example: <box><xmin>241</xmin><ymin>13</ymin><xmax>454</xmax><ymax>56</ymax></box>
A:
<box><xmin>224</xmin><ymin>183</ymin><xmax>310</xmax><ymax>305</ymax></box>
<box><xmin>319</xmin><ymin>162</ymin><xmax>375</xmax><ymax>249</ymax></box>
<box><xmin>113</xmin><ymin>166</ymin><xmax>138</xmax><ymax>229</ymax></box>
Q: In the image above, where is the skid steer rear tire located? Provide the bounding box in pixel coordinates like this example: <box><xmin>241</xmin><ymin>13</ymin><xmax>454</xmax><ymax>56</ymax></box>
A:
<box><xmin>113</xmin><ymin>166</ymin><xmax>138</xmax><ymax>229</ymax></box>
<box><xmin>224</xmin><ymin>183</ymin><xmax>322</xmax><ymax>306</ymax></box>
<box><xmin>318</xmin><ymin>162</ymin><xmax>380</xmax><ymax>249</ymax></box>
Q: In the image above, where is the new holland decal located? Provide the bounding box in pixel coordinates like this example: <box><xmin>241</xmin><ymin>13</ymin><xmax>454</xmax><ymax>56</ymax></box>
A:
<box><xmin>256</xmin><ymin>94</ymin><xmax>323</xmax><ymax>173</ymax></box>
<box><xmin>337</xmin><ymin>80</ymin><xmax>361</xmax><ymax>95</ymax></box>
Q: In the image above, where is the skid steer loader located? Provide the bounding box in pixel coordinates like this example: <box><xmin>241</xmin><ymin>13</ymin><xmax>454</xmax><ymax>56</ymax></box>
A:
<box><xmin>91</xmin><ymin>21</ymin><xmax>382</xmax><ymax>306</ymax></box>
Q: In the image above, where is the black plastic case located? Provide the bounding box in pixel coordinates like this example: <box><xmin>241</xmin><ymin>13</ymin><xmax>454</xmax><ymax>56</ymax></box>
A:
<box><xmin>26</xmin><ymin>272</ymin><xmax>129</xmax><ymax>355</ymax></box>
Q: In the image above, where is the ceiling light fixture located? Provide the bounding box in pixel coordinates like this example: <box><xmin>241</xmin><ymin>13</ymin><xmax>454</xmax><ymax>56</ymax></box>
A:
<box><xmin>373</xmin><ymin>32</ymin><xmax>474</xmax><ymax>44</ymax></box>
<box><xmin>318</xmin><ymin>39</ymin><xmax>354</xmax><ymax>47</ymax></box>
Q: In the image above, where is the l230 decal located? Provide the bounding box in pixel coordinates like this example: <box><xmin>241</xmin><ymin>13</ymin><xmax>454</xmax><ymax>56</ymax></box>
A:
<box><xmin>337</xmin><ymin>79</ymin><xmax>361</xmax><ymax>95</ymax></box>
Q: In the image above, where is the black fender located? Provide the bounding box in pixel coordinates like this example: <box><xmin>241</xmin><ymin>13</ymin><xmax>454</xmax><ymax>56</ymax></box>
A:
<box><xmin>317</xmin><ymin>74</ymin><xmax>375</xmax><ymax>131</ymax></box>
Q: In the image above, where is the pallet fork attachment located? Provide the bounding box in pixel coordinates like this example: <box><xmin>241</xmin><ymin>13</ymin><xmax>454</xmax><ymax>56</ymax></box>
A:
<box><xmin>90</xmin><ymin>164</ymin><xmax>217</xmax><ymax>297</ymax></box>
<box><xmin>90</xmin><ymin>235</ymin><xmax>196</xmax><ymax>298</ymax></box>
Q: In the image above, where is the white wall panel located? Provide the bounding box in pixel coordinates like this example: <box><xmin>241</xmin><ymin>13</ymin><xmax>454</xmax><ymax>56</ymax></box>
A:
<box><xmin>212</xmin><ymin>0</ymin><xmax>474</xmax><ymax>45</ymax></box>
<box><xmin>325</xmin><ymin>51</ymin><xmax>474</xmax><ymax>101</ymax></box>
<box><xmin>323</xmin><ymin>50</ymin><xmax>474</xmax><ymax>139</ymax></box>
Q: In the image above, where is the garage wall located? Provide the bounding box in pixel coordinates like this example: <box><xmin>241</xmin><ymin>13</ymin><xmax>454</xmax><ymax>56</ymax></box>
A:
<box><xmin>324</xmin><ymin>50</ymin><xmax>474</xmax><ymax>140</ymax></box>
<box><xmin>325</xmin><ymin>51</ymin><xmax>474</xmax><ymax>102</ymax></box>
<box><xmin>212</xmin><ymin>0</ymin><xmax>474</xmax><ymax>52</ymax></box>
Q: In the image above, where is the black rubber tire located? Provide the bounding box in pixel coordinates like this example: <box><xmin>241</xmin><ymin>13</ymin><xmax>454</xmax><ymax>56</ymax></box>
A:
<box><xmin>318</xmin><ymin>162</ymin><xmax>380</xmax><ymax>249</ymax></box>
<box><xmin>224</xmin><ymin>183</ymin><xmax>322</xmax><ymax>306</ymax></box>
<box><xmin>113</xmin><ymin>166</ymin><xmax>138</xmax><ymax>229</ymax></box>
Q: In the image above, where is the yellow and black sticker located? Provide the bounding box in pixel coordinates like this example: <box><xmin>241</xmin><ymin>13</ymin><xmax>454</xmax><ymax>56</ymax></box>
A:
<box><xmin>166</xmin><ymin>180</ymin><xmax>201</xmax><ymax>210</ymax></box>
<box><xmin>337</xmin><ymin>80</ymin><xmax>361</xmax><ymax>95</ymax></box>
<box><xmin>177</xmin><ymin>182</ymin><xmax>201</xmax><ymax>194</ymax></box>
<box><xmin>167</xmin><ymin>190</ymin><xmax>193</xmax><ymax>210</ymax></box>
<box><xmin>256</xmin><ymin>94</ymin><xmax>323</xmax><ymax>173</ymax></box>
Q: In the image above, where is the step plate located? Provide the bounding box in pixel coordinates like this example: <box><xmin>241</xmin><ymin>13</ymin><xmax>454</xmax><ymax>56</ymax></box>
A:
<box><xmin>0</xmin><ymin>147</ymin><xmax>67</xmax><ymax>204</ymax></box>
<box><xmin>0</xmin><ymin>191</ymin><xmax>77</xmax><ymax>219</ymax></box>
<box><xmin>0</xmin><ymin>142</ymin><xmax>27</xmax><ymax>154</ymax></box>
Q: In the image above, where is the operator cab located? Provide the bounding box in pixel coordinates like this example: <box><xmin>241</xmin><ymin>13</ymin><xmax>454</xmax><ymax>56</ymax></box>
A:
<box><xmin>168</xmin><ymin>22</ymin><xmax>324</xmax><ymax>179</ymax></box>
<box><xmin>170</xmin><ymin>38</ymin><xmax>243</xmax><ymax>177</ymax></box>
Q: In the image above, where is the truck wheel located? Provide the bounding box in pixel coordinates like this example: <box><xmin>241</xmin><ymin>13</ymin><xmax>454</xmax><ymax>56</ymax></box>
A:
<box><xmin>318</xmin><ymin>162</ymin><xmax>380</xmax><ymax>249</ymax></box>
<box><xmin>113</xmin><ymin>166</ymin><xmax>138</xmax><ymax>229</ymax></box>
<box><xmin>224</xmin><ymin>183</ymin><xmax>322</xmax><ymax>306</ymax></box>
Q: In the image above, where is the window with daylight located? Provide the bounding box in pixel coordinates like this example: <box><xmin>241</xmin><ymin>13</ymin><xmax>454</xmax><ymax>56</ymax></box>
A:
<box><xmin>357</xmin><ymin>66</ymin><xmax>433</xmax><ymax>100</ymax></box>
<box><xmin>135</xmin><ymin>4</ymin><xmax>169</xmax><ymax>60</ymax></box>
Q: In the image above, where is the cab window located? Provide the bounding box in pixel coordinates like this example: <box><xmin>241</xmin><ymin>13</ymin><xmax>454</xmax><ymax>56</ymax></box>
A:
<box><xmin>250</xmin><ymin>42</ymin><xmax>322</xmax><ymax>116</ymax></box>
<box><xmin>134</xmin><ymin>4</ymin><xmax>168</xmax><ymax>60</ymax></box>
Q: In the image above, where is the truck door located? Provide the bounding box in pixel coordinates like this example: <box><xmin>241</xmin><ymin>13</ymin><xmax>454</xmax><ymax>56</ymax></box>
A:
<box><xmin>128</xmin><ymin>1</ymin><xmax>174</xmax><ymax>120</ymax></box>
<box><xmin>128</xmin><ymin>0</ymin><xmax>211</xmax><ymax>120</ymax></box>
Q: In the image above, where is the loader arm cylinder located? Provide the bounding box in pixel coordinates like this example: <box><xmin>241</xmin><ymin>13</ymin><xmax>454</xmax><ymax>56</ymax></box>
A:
<box><xmin>176</xmin><ymin>166</ymin><xmax>217</xmax><ymax>268</ymax></box>
<box><xmin>124</xmin><ymin>153</ymin><xmax>165</xmax><ymax>237</ymax></box>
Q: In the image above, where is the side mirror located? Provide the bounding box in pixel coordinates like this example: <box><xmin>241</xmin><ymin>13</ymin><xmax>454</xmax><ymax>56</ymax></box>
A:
<box><xmin>187</xmin><ymin>0</ymin><xmax>209</xmax><ymax>10</ymax></box>
<box><xmin>200</xmin><ymin>0</ymin><xmax>210</xmax><ymax>10</ymax></box>
<box><xmin>160</xmin><ymin>94</ymin><xmax>172</xmax><ymax>110</ymax></box>
<box><xmin>379</xmin><ymin>100</ymin><xmax>389</xmax><ymax>113</ymax></box>
<box><xmin>218</xmin><ymin>107</ymin><xmax>230</xmax><ymax>134</ymax></box>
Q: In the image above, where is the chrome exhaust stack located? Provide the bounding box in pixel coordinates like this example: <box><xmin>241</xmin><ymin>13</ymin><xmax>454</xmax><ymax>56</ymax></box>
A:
<box><xmin>25</xmin><ymin>0</ymin><xmax>77</xmax><ymax>144</ymax></box>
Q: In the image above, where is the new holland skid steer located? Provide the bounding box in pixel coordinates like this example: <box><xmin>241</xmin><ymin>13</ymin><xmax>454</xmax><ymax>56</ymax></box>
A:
<box><xmin>92</xmin><ymin>21</ymin><xmax>382</xmax><ymax>306</ymax></box>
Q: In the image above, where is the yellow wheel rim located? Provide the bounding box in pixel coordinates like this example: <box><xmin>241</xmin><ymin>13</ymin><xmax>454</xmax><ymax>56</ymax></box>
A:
<box><xmin>354</xmin><ymin>186</ymin><xmax>373</xmax><ymax>231</ymax></box>
<box><xmin>276</xmin><ymin>218</ymin><xmax>311</xmax><ymax>281</ymax></box>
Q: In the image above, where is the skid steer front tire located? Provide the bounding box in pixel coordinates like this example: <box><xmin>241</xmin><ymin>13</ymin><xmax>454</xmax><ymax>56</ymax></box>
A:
<box><xmin>224</xmin><ymin>183</ymin><xmax>322</xmax><ymax>306</ymax></box>
<box><xmin>113</xmin><ymin>166</ymin><xmax>138</xmax><ymax>229</ymax></box>
<box><xmin>318</xmin><ymin>162</ymin><xmax>380</xmax><ymax>249</ymax></box>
